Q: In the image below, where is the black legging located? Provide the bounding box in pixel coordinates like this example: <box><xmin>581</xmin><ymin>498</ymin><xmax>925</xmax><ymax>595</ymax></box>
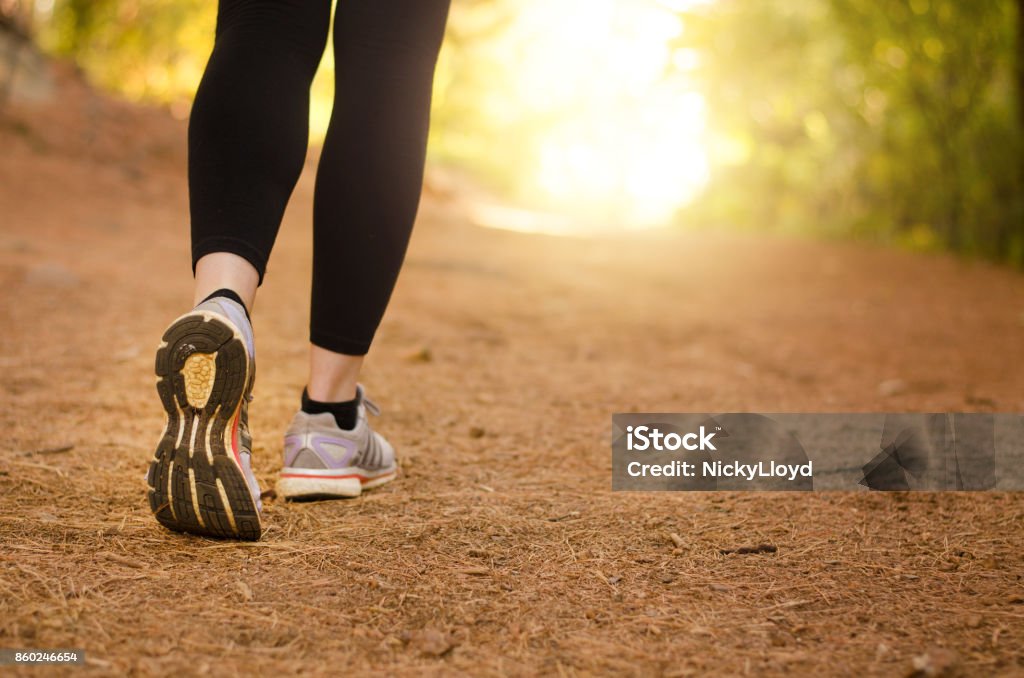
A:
<box><xmin>188</xmin><ymin>0</ymin><xmax>450</xmax><ymax>355</ymax></box>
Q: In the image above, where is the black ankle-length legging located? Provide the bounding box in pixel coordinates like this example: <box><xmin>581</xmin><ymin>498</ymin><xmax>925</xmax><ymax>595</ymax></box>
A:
<box><xmin>188</xmin><ymin>0</ymin><xmax>450</xmax><ymax>355</ymax></box>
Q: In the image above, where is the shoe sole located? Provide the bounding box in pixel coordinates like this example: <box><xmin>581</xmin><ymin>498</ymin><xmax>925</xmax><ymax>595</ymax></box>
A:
<box><xmin>147</xmin><ymin>311</ymin><xmax>261</xmax><ymax>540</ymax></box>
<box><xmin>277</xmin><ymin>467</ymin><xmax>397</xmax><ymax>500</ymax></box>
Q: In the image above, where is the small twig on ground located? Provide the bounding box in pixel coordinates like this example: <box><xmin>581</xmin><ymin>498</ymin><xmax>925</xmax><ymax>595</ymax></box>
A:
<box><xmin>22</xmin><ymin>444</ymin><xmax>74</xmax><ymax>457</ymax></box>
<box><xmin>720</xmin><ymin>544</ymin><xmax>777</xmax><ymax>555</ymax></box>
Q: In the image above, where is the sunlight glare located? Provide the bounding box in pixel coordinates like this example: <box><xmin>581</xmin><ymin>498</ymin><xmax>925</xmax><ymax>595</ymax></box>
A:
<box><xmin>497</xmin><ymin>0</ymin><xmax>709</xmax><ymax>231</ymax></box>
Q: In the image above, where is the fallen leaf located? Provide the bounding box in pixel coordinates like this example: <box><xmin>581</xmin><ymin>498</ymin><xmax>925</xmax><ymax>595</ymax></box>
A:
<box><xmin>907</xmin><ymin>647</ymin><xmax>961</xmax><ymax>677</ymax></box>
<box><xmin>406</xmin><ymin>628</ymin><xmax>454</xmax><ymax>657</ymax></box>
<box><xmin>405</xmin><ymin>347</ymin><xmax>433</xmax><ymax>363</ymax></box>
<box><xmin>235</xmin><ymin>580</ymin><xmax>254</xmax><ymax>602</ymax></box>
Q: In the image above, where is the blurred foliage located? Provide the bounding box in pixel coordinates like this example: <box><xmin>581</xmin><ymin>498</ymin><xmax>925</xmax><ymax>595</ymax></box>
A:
<box><xmin>678</xmin><ymin>0</ymin><xmax>1024</xmax><ymax>264</ymax></box>
<box><xmin>428</xmin><ymin>0</ymin><xmax>531</xmax><ymax>197</ymax></box>
<box><xmin>35</xmin><ymin>0</ymin><xmax>215</xmax><ymax>110</ymax></box>
<box><xmin>13</xmin><ymin>0</ymin><xmax>1024</xmax><ymax>264</ymax></box>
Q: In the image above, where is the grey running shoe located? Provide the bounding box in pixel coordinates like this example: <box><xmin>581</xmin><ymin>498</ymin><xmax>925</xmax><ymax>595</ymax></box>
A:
<box><xmin>147</xmin><ymin>296</ymin><xmax>263</xmax><ymax>540</ymax></box>
<box><xmin>277</xmin><ymin>386</ymin><xmax>397</xmax><ymax>500</ymax></box>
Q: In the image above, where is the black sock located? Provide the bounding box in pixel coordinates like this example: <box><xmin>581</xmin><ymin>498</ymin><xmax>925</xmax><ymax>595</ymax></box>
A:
<box><xmin>302</xmin><ymin>387</ymin><xmax>359</xmax><ymax>430</ymax></box>
<box><xmin>201</xmin><ymin>288</ymin><xmax>250</xmax><ymax>322</ymax></box>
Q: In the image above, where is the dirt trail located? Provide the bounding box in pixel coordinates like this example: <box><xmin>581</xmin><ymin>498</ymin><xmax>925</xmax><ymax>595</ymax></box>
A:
<box><xmin>1</xmin><ymin>71</ymin><xmax>1023</xmax><ymax>675</ymax></box>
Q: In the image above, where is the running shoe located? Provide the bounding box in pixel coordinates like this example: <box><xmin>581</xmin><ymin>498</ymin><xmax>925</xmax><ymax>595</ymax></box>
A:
<box><xmin>147</xmin><ymin>296</ymin><xmax>263</xmax><ymax>540</ymax></box>
<box><xmin>277</xmin><ymin>386</ymin><xmax>397</xmax><ymax>500</ymax></box>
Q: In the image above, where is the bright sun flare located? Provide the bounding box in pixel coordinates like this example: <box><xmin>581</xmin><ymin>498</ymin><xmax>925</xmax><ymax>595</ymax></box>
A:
<box><xmin>498</xmin><ymin>0</ymin><xmax>710</xmax><ymax>230</ymax></box>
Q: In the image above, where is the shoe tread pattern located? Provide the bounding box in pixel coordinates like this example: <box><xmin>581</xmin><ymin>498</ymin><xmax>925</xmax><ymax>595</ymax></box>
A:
<box><xmin>147</xmin><ymin>314</ymin><xmax>261</xmax><ymax>540</ymax></box>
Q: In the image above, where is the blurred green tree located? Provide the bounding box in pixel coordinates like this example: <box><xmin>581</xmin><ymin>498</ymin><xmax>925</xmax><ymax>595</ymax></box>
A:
<box><xmin>679</xmin><ymin>0</ymin><xmax>1023</xmax><ymax>264</ymax></box>
<box><xmin>38</xmin><ymin>0</ymin><xmax>215</xmax><ymax>107</ymax></box>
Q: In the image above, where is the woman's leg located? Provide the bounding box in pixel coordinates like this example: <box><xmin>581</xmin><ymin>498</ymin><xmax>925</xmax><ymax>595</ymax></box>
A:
<box><xmin>149</xmin><ymin>0</ymin><xmax>331</xmax><ymax>539</ymax></box>
<box><xmin>189</xmin><ymin>0</ymin><xmax>331</xmax><ymax>297</ymax></box>
<box><xmin>277</xmin><ymin>0</ymin><xmax>449</xmax><ymax>502</ymax></box>
<box><xmin>306</xmin><ymin>0</ymin><xmax>451</xmax><ymax>400</ymax></box>
<box><xmin>194</xmin><ymin>253</ymin><xmax>259</xmax><ymax>310</ymax></box>
<box><xmin>307</xmin><ymin>347</ymin><xmax>363</xmax><ymax>402</ymax></box>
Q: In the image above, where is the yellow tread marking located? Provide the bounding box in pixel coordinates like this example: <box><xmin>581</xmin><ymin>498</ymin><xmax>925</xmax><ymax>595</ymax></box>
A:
<box><xmin>189</xmin><ymin>467</ymin><xmax>206</xmax><ymax>528</ymax></box>
<box><xmin>167</xmin><ymin>460</ymin><xmax>176</xmax><ymax>520</ymax></box>
<box><xmin>215</xmin><ymin>478</ymin><xmax>238</xmax><ymax>535</ymax></box>
<box><xmin>188</xmin><ymin>416</ymin><xmax>200</xmax><ymax>459</ymax></box>
<box><xmin>205</xmin><ymin>406</ymin><xmax>218</xmax><ymax>465</ymax></box>
<box><xmin>182</xmin><ymin>352</ymin><xmax>217</xmax><ymax>409</ymax></box>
